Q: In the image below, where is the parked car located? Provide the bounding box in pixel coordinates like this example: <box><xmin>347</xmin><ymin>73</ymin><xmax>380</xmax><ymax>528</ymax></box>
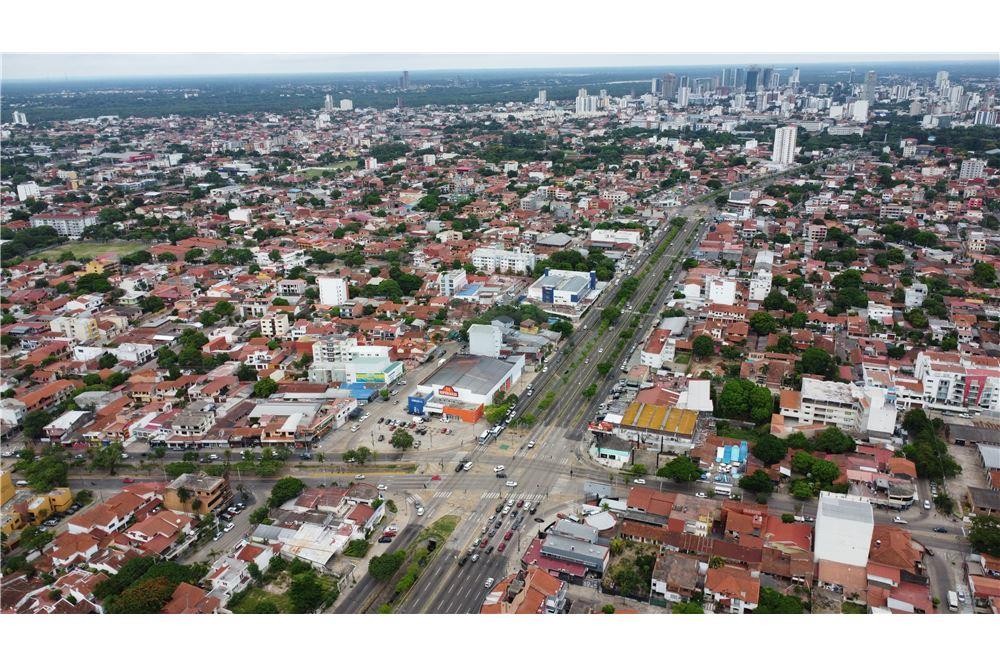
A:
<box><xmin>505</xmin><ymin>480</ymin><xmax>518</xmax><ymax>487</ymax></box>
<box><xmin>355</xmin><ymin>474</ymin><xmax>366</xmax><ymax>480</ymax></box>
<box><xmin>527</xmin><ymin>440</ymin><xmax>536</xmax><ymax>448</ymax></box>
<box><xmin>121</xmin><ymin>477</ymin><xmax>134</xmax><ymax>484</ymax></box>
<box><xmin>377</xmin><ymin>484</ymin><xmax>388</xmax><ymax>491</ymax></box>
<box><xmin>470</xmin><ymin>553</ymin><xmax>480</xmax><ymax>563</ymax></box>
<box><xmin>633</xmin><ymin>478</ymin><xmax>646</xmax><ymax>485</ymax></box>
<box><xmin>458</xmin><ymin>554</ymin><xmax>469</xmax><ymax>566</ymax></box>
<box><xmin>933</xmin><ymin>527</ymin><xmax>948</xmax><ymax>533</ymax></box>
<box><xmin>695</xmin><ymin>492</ymin><xmax>707</xmax><ymax>498</ymax></box>
<box><xmin>516</xmin><ymin>499</ymin><xmax>524</xmax><ymax>508</ymax></box>
<box><xmin>496</xmin><ymin>472</ymin><xmax>507</xmax><ymax>479</ymax></box>
<box><xmin>923</xmin><ymin>500</ymin><xmax>932</xmax><ymax>510</ymax></box>
<box><xmin>504</xmin><ymin>530</ymin><xmax>513</xmax><ymax>541</ymax></box>
<box><xmin>484</xmin><ymin>577</ymin><xmax>495</xmax><ymax>588</ymax></box>
<box><xmin>378</xmin><ymin>536</ymin><xmax>392</xmax><ymax>543</ymax></box>
<box><xmin>892</xmin><ymin>516</ymin><xmax>908</xmax><ymax>524</ymax></box>
<box><xmin>493</xmin><ymin>465</ymin><xmax>505</xmax><ymax>473</ymax></box>
<box><xmin>224</xmin><ymin>522</ymin><xmax>235</xmax><ymax>532</ymax></box>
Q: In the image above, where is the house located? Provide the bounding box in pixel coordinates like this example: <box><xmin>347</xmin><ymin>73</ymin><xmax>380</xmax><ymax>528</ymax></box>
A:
<box><xmin>704</xmin><ymin>564</ymin><xmax>760</xmax><ymax>613</ymax></box>
<box><xmin>480</xmin><ymin>566</ymin><xmax>568</xmax><ymax>614</ymax></box>
<box><xmin>650</xmin><ymin>551</ymin><xmax>702</xmax><ymax>603</ymax></box>
<box><xmin>67</xmin><ymin>491</ymin><xmax>151</xmax><ymax>535</ymax></box>
<box><xmin>124</xmin><ymin>509</ymin><xmax>195</xmax><ymax>557</ymax></box>
<box><xmin>163</xmin><ymin>582</ymin><xmax>221</xmax><ymax>614</ymax></box>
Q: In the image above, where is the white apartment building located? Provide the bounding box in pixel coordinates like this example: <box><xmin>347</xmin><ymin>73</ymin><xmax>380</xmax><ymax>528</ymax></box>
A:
<box><xmin>959</xmin><ymin>159</ymin><xmax>985</xmax><ymax>181</ymax></box>
<box><xmin>777</xmin><ymin>377</ymin><xmax>897</xmax><ymax>437</ymax></box>
<box><xmin>771</xmin><ymin>126</ymin><xmax>798</xmax><ymax>165</ymax></box>
<box><xmin>748</xmin><ymin>269</ymin><xmax>772</xmax><ymax>302</ymax></box>
<box><xmin>814</xmin><ymin>492</ymin><xmax>874</xmax><ymax>567</ymax></box>
<box><xmin>438</xmin><ymin>269</ymin><xmax>468</xmax><ymax>297</ymax></box>
<box><xmin>705</xmin><ymin>276</ymin><xmax>737</xmax><ymax>306</ymax></box>
<box><xmin>30</xmin><ymin>213</ymin><xmax>99</xmax><ymax>237</ymax></box>
<box><xmin>50</xmin><ymin>316</ymin><xmax>100</xmax><ymax>343</ymax></box>
<box><xmin>904</xmin><ymin>283</ymin><xmax>928</xmax><ymax>308</ymax></box>
<box><xmin>16</xmin><ymin>181</ymin><xmax>40</xmax><ymax>201</ymax></box>
<box><xmin>471</xmin><ymin>245</ymin><xmax>536</xmax><ymax>275</ymax></box>
<box><xmin>317</xmin><ymin>276</ymin><xmax>349</xmax><ymax>306</ymax></box>
<box><xmin>260</xmin><ymin>313</ymin><xmax>291</xmax><ymax>338</ymax></box>
<box><xmin>468</xmin><ymin>324</ymin><xmax>504</xmax><ymax>358</ymax></box>
<box><xmin>914</xmin><ymin>351</ymin><xmax>1000</xmax><ymax>413</ymax></box>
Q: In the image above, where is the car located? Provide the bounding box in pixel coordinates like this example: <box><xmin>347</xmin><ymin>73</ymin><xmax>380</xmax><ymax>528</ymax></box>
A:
<box><xmin>484</xmin><ymin>577</ymin><xmax>495</xmax><ymax>589</ymax></box>
<box><xmin>497</xmin><ymin>542</ymin><xmax>507</xmax><ymax>553</ymax></box>
<box><xmin>458</xmin><ymin>554</ymin><xmax>469</xmax><ymax>566</ymax></box>
<box><xmin>892</xmin><ymin>516</ymin><xmax>908</xmax><ymax>524</ymax></box>
<box><xmin>213</xmin><ymin>533</ymin><xmax>223</xmax><ymax>541</ymax></box>
<box><xmin>504</xmin><ymin>530</ymin><xmax>513</xmax><ymax>541</ymax></box>
<box><xmin>221</xmin><ymin>512</ymin><xmax>233</xmax><ymax>521</ymax></box>
<box><xmin>933</xmin><ymin>527</ymin><xmax>948</xmax><ymax>534</ymax></box>
<box><xmin>695</xmin><ymin>492</ymin><xmax>707</xmax><ymax>498</ymax></box>
<box><xmin>633</xmin><ymin>478</ymin><xmax>646</xmax><ymax>485</ymax></box>
<box><xmin>527</xmin><ymin>440</ymin><xmax>535</xmax><ymax>448</ymax></box>
<box><xmin>470</xmin><ymin>553</ymin><xmax>480</xmax><ymax>562</ymax></box>
<box><xmin>378</xmin><ymin>434</ymin><xmax>385</xmax><ymax>442</ymax></box>
<box><xmin>481</xmin><ymin>525</ymin><xmax>489</xmax><ymax>534</ymax></box>
<box><xmin>355</xmin><ymin>474</ymin><xmax>366</xmax><ymax>480</ymax></box>
<box><xmin>364</xmin><ymin>412</ymin><xmax>371</xmax><ymax>418</ymax></box>
<box><xmin>493</xmin><ymin>465</ymin><xmax>505</xmax><ymax>473</ymax></box>
<box><xmin>350</xmin><ymin>425</ymin><xmax>360</xmax><ymax>432</ymax></box>
<box><xmin>121</xmin><ymin>477</ymin><xmax>134</xmax><ymax>484</ymax></box>
<box><xmin>378</xmin><ymin>536</ymin><xmax>392</xmax><ymax>543</ymax></box>
<box><xmin>393</xmin><ymin>400</ymin><xmax>400</xmax><ymax>405</ymax></box>
<box><xmin>496</xmin><ymin>472</ymin><xmax>507</xmax><ymax>479</ymax></box>
<box><xmin>485</xmin><ymin>546</ymin><xmax>494</xmax><ymax>555</ymax></box>
<box><xmin>208</xmin><ymin>454</ymin><xmax>219</xmax><ymax>461</ymax></box>
<box><xmin>528</xmin><ymin>504</ymin><xmax>538</xmax><ymax>515</ymax></box>
<box><xmin>431</xmin><ymin>474</ymin><xmax>441</xmax><ymax>481</ymax></box>
<box><xmin>505</xmin><ymin>480</ymin><xmax>518</xmax><ymax>487</ymax></box>
<box><xmin>495</xmin><ymin>503</ymin><xmax>504</xmax><ymax>513</ymax></box>
<box><xmin>235</xmin><ymin>502</ymin><xmax>246</xmax><ymax>509</ymax></box>
<box><xmin>43</xmin><ymin>519</ymin><xmax>59</xmax><ymax>527</ymax></box>
<box><xmin>224</xmin><ymin>522</ymin><xmax>235</xmax><ymax>532</ymax></box>
<box><xmin>377</xmin><ymin>483</ymin><xmax>388</xmax><ymax>491</ymax></box>
<box><xmin>378</xmin><ymin>417</ymin><xmax>385</xmax><ymax>424</ymax></box>
<box><xmin>923</xmin><ymin>500</ymin><xmax>932</xmax><ymax>510</ymax></box>
<box><xmin>542</xmin><ymin>366</ymin><xmax>548</xmax><ymax>373</ymax></box>
<box><xmin>298</xmin><ymin>452</ymin><xmax>312</xmax><ymax>460</ymax></box>
<box><xmin>416</xmin><ymin>506</ymin><xmax>425</xmax><ymax>516</ymax></box>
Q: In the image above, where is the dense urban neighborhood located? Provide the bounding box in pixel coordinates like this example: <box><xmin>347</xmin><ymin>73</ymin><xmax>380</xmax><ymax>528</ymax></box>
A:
<box><xmin>3</xmin><ymin>59</ymin><xmax>1000</xmax><ymax>617</ymax></box>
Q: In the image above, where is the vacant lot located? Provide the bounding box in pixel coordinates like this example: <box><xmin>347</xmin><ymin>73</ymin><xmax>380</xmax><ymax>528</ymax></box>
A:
<box><xmin>34</xmin><ymin>240</ymin><xmax>150</xmax><ymax>260</ymax></box>
<box><xmin>298</xmin><ymin>161</ymin><xmax>357</xmax><ymax>177</ymax></box>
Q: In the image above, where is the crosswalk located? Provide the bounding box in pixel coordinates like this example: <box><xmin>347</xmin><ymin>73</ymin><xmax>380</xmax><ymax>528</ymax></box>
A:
<box><xmin>432</xmin><ymin>490</ymin><xmax>453</xmax><ymax>500</ymax></box>
<box><xmin>480</xmin><ymin>491</ymin><xmax>546</xmax><ymax>502</ymax></box>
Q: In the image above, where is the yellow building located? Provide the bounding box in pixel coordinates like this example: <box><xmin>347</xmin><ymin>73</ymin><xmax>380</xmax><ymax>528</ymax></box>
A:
<box><xmin>1</xmin><ymin>509</ymin><xmax>26</xmax><ymax>537</ymax></box>
<box><xmin>0</xmin><ymin>470</ymin><xmax>14</xmax><ymax>505</ymax></box>
<box><xmin>163</xmin><ymin>473</ymin><xmax>230</xmax><ymax>515</ymax></box>
<box><xmin>24</xmin><ymin>487</ymin><xmax>73</xmax><ymax>525</ymax></box>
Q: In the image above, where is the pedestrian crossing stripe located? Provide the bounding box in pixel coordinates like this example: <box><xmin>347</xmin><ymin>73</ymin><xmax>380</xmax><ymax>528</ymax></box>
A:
<box><xmin>433</xmin><ymin>491</ymin><xmax>452</xmax><ymax>499</ymax></box>
<box><xmin>481</xmin><ymin>491</ymin><xmax>501</xmax><ymax>499</ymax></box>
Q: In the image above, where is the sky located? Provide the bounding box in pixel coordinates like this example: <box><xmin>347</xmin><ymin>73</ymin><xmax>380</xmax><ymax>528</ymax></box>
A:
<box><xmin>3</xmin><ymin>53</ymin><xmax>995</xmax><ymax>82</ymax></box>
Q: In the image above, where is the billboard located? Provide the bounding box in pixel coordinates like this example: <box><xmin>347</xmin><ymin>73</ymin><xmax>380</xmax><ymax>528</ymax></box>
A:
<box><xmin>439</xmin><ymin>385</ymin><xmax>459</xmax><ymax>398</ymax></box>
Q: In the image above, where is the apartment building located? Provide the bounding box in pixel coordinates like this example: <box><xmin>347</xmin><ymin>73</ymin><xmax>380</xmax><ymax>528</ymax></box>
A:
<box><xmin>163</xmin><ymin>473</ymin><xmax>231</xmax><ymax>515</ymax></box>
<box><xmin>914</xmin><ymin>351</ymin><xmax>1000</xmax><ymax>413</ymax></box>
<box><xmin>471</xmin><ymin>245</ymin><xmax>536</xmax><ymax>274</ymax></box>
<box><xmin>775</xmin><ymin>377</ymin><xmax>897</xmax><ymax>437</ymax></box>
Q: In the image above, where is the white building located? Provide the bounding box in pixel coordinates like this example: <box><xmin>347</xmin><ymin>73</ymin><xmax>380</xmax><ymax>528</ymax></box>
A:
<box><xmin>959</xmin><ymin>158</ymin><xmax>985</xmax><ymax>181</ymax></box>
<box><xmin>438</xmin><ymin>269</ymin><xmax>468</xmax><ymax>297</ymax></box>
<box><xmin>527</xmin><ymin>269</ymin><xmax>596</xmax><ymax>312</ymax></box>
<box><xmin>777</xmin><ymin>377</ymin><xmax>897</xmax><ymax>438</ymax></box>
<box><xmin>317</xmin><ymin>276</ymin><xmax>349</xmax><ymax>307</ymax></box>
<box><xmin>748</xmin><ymin>269</ymin><xmax>772</xmax><ymax>302</ymax></box>
<box><xmin>914</xmin><ymin>351</ymin><xmax>1000</xmax><ymax>413</ymax></box>
<box><xmin>340</xmin><ymin>99</ymin><xmax>353</xmax><ymax>111</ymax></box>
<box><xmin>16</xmin><ymin>181</ymin><xmax>40</xmax><ymax>201</ymax></box>
<box><xmin>260</xmin><ymin>313</ymin><xmax>291</xmax><ymax>338</ymax></box>
<box><xmin>850</xmin><ymin>100</ymin><xmax>869</xmax><ymax>123</ymax></box>
<box><xmin>771</xmin><ymin>126</ymin><xmax>798</xmax><ymax>165</ymax></box>
<box><xmin>705</xmin><ymin>276</ymin><xmax>737</xmax><ymax>306</ymax></box>
<box><xmin>813</xmin><ymin>492</ymin><xmax>874</xmax><ymax>567</ymax></box>
<box><xmin>590</xmin><ymin>228</ymin><xmax>642</xmax><ymax>247</ymax></box>
<box><xmin>30</xmin><ymin>213</ymin><xmax>99</xmax><ymax>237</ymax></box>
<box><xmin>471</xmin><ymin>245</ymin><xmax>536</xmax><ymax>275</ymax></box>
<box><xmin>468</xmin><ymin>324</ymin><xmax>504</xmax><ymax>358</ymax></box>
<box><xmin>904</xmin><ymin>283</ymin><xmax>927</xmax><ymax>308</ymax></box>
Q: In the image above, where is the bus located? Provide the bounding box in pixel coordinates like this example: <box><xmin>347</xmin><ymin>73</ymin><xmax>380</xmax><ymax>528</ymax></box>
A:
<box><xmin>478</xmin><ymin>429</ymin><xmax>491</xmax><ymax>445</ymax></box>
<box><xmin>947</xmin><ymin>590</ymin><xmax>959</xmax><ymax>612</ymax></box>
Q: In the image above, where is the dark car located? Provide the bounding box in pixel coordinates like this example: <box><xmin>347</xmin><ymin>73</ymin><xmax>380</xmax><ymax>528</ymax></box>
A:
<box><xmin>378</xmin><ymin>536</ymin><xmax>392</xmax><ymax>543</ymax></box>
<box><xmin>496</xmin><ymin>472</ymin><xmax>507</xmax><ymax>478</ymax></box>
<box><xmin>528</xmin><ymin>504</ymin><xmax>538</xmax><ymax>515</ymax></box>
<box><xmin>933</xmin><ymin>527</ymin><xmax>948</xmax><ymax>534</ymax></box>
<box><xmin>299</xmin><ymin>452</ymin><xmax>312</xmax><ymax>460</ymax></box>
<box><xmin>495</xmin><ymin>503</ymin><xmax>504</xmax><ymax>513</ymax></box>
<box><xmin>455</xmin><ymin>463</ymin><xmax>465</xmax><ymax>472</ymax></box>
<box><xmin>516</xmin><ymin>499</ymin><xmax>524</xmax><ymax>508</ymax></box>
<box><xmin>486</xmin><ymin>545</ymin><xmax>494</xmax><ymax>555</ymax></box>
<box><xmin>458</xmin><ymin>554</ymin><xmax>469</xmax><ymax>566</ymax></box>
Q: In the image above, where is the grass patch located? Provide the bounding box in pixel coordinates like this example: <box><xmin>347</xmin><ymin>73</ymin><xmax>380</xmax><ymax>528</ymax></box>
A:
<box><xmin>298</xmin><ymin>162</ymin><xmax>356</xmax><ymax>177</ymax></box>
<box><xmin>842</xmin><ymin>601</ymin><xmax>868</xmax><ymax>614</ymax></box>
<box><xmin>229</xmin><ymin>587</ymin><xmax>294</xmax><ymax>614</ymax></box>
<box><xmin>419</xmin><ymin>515</ymin><xmax>459</xmax><ymax>542</ymax></box>
<box><xmin>673</xmin><ymin>352</ymin><xmax>691</xmax><ymax>366</ymax></box>
<box><xmin>343</xmin><ymin>539</ymin><xmax>371</xmax><ymax>558</ymax></box>
<box><xmin>715</xmin><ymin>421</ymin><xmax>763</xmax><ymax>444</ymax></box>
<box><xmin>34</xmin><ymin>240</ymin><xmax>150</xmax><ymax>260</ymax></box>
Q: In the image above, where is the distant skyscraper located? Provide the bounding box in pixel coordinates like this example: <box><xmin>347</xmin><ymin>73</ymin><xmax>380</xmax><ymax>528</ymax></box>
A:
<box><xmin>340</xmin><ymin>99</ymin><xmax>353</xmax><ymax>111</ymax></box>
<box><xmin>761</xmin><ymin>67</ymin><xmax>774</xmax><ymax>89</ymax></box>
<box><xmin>789</xmin><ymin>67</ymin><xmax>801</xmax><ymax>88</ymax></box>
<box><xmin>401</xmin><ymin>70</ymin><xmax>410</xmax><ymax>90</ymax></box>
<box><xmin>11</xmin><ymin>110</ymin><xmax>28</xmax><ymax>125</ymax></box>
<box><xmin>863</xmin><ymin>70</ymin><xmax>877</xmax><ymax>102</ymax></box>
<box><xmin>936</xmin><ymin>70</ymin><xmax>950</xmax><ymax>90</ymax></box>
<box><xmin>661</xmin><ymin>73</ymin><xmax>678</xmax><ymax>100</ymax></box>
<box><xmin>771</xmin><ymin>126</ymin><xmax>798</xmax><ymax>165</ymax></box>
<box><xmin>575</xmin><ymin>88</ymin><xmax>597</xmax><ymax>114</ymax></box>
<box><xmin>677</xmin><ymin>87</ymin><xmax>690</xmax><ymax>108</ymax></box>
<box><xmin>536</xmin><ymin>89</ymin><xmax>547</xmax><ymax>104</ymax></box>
<box><xmin>735</xmin><ymin>67</ymin><xmax>747</xmax><ymax>90</ymax></box>
<box><xmin>744</xmin><ymin>66</ymin><xmax>761</xmax><ymax>92</ymax></box>
<box><xmin>768</xmin><ymin>71</ymin><xmax>780</xmax><ymax>90</ymax></box>
<box><xmin>323</xmin><ymin>94</ymin><xmax>334</xmax><ymax>112</ymax></box>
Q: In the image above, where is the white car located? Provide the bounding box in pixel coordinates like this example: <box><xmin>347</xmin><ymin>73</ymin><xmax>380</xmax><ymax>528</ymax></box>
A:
<box><xmin>416</xmin><ymin>506</ymin><xmax>425</xmax><ymax>516</ymax></box>
<box><xmin>493</xmin><ymin>465</ymin><xmax>505</xmax><ymax>473</ymax></box>
<box><xmin>923</xmin><ymin>500</ymin><xmax>932</xmax><ymax>510</ymax></box>
<box><xmin>527</xmin><ymin>440</ymin><xmax>535</xmax><ymax>448</ymax></box>
<box><xmin>505</xmin><ymin>480</ymin><xmax>518</xmax><ymax>487</ymax></box>
<box><xmin>633</xmin><ymin>478</ymin><xmax>646</xmax><ymax>485</ymax></box>
<box><xmin>484</xmin><ymin>577</ymin><xmax>495</xmax><ymax>589</ymax></box>
<box><xmin>892</xmin><ymin>516</ymin><xmax>908</xmax><ymax>524</ymax></box>
<box><xmin>224</xmin><ymin>522</ymin><xmax>235</xmax><ymax>533</ymax></box>
<box><xmin>377</xmin><ymin>484</ymin><xmax>388</xmax><ymax>491</ymax></box>
<box><xmin>695</xmin><ymin>492</ymin><xmax>707</xmax><ymax>498</ymax></box>
<box><xmin>208</xmin><ymin>454</ymin><xmax>219</xmax><ymax>460</ymax></box>
<box><xmin>542</xmin><ymin>366</ymin><xmax>549</xmax><ymax>373</ymax></box>
<box><xmin>355</xmin><ymin>474</ymin><xmax>366</xmax><ymax>480</ymax></box>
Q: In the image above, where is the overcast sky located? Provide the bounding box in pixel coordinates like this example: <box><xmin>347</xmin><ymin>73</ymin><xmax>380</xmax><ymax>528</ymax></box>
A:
<box><xmin>3</xmin><ymin>53</ymin><xmax>993</xmax><ymax>81</ymax></box>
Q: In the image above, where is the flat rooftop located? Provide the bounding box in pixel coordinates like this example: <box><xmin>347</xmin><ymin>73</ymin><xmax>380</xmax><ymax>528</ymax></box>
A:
<box><xmin>419</xmin><ymin>354</ymin><xmax>519</xmax><ymax>395</ymax></box>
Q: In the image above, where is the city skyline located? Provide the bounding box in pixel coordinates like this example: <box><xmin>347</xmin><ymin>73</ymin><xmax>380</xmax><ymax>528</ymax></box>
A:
<box><xmin>3</xmin><ymin>52</ymin><xmax>996</xmax><ymax>82</ymax></box>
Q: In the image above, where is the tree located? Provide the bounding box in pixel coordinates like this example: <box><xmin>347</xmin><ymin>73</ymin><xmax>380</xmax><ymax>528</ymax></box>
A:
<box><xmin>253</xmin><ymin>600</ymin><xmax>280</xmax><ymax>613</ymax></box>
<box><xmin>288</xmin><ymin>571</ymin><xmax>324</xmax><ymax>613</ymax></box>
<box><xmin>609</xmin><ymin>538</ymin><xmax>627</xmax><ymax>556</ymax></box>
<box><xmin>755</xmin><ymin>587</ymin><xmax>804</xmax><ymax>614</ymax></box>
<box><xmin>968</xmin><ymin>516</ymin><xmax>1000</xmax><ymax>557</ymax></box>
<box><xmin>253</xmin><ymin>378</ymin><xmax>279</xmax><ymax>398</ymax></box>
<box><xmin>368</xmin><ymin>551</ymin><xmax>406</xmax><ymax>581</ymax></box>
<box><xmin>582</xmin><ymin>383</ymin><xmax>598</xmax><ymax>399</ymax></box>
<box><xmin>971</xmin><ymin>262</ymin><xmax>997</xmax><ymax>287</ymax></box>
<box><xmin>390</xmin><ymin>429</ymin><xmax>414</xmax><ymax>450</ymax></box>
<box><xmin>656</xmin><ymin>456</ymin><xmax>701</xmax><ymax>483</ymax></box>
<box><xmin>812</xmin><ymin>426</ymin><xmax>855</xmax><ymax>454</ymax></box>
<box><xmin>92</xmin><ymin>443</ymin><xmax>124</xmax><ymax>475</ymax></box>
<box><xmin>237</xmin><ymin>364</ymin><xmax>257</xmax><ymax>381</ymax></box>
<box><xmin>354</xmin><ymin>446</ymin><xmax>373</xmax><ymax>465</ymax></box>
<box><xmin>752</xmin><ymin>435</ymin><xmax>788</xmax><ymax>466</ymax></box>
<box><xmin>22</xmin><ymin>410</ymin><xmax>52</xmax><ymax>440</ymax></box>
<box><xmin>98</xmin><ymin>352</ymin><xmax>118</xmax><ymax>369</ymax></box>
<box><xmin>749</xmin><ymin>311</ymin><xmax>779</xmax><ymax>335</ymax></box>
<box><xmin>809</xmin><ymin>459</ymin><xmax>841</xmax><ymax>486</ymax></box>
<box><xmin>672</xmin><ymin>601</ymin><xmax>704</xmax><ymax>614</ymax></box>
<box><xmin>268</xmin><ymin>477</ymin><xmax>306</xmax><ymax>508</ymax></box>
<box><xmin>602</xmin><ymin>604</ymin><xmax>616</xmax><ymax>614</ymax></box>
<box><xmin>738</xmin><ymin>470</ymin><xmax>774</xmax><ymax>494</ymax></box>
<box><xmin>106</xmin><ymin>576</ymin><xmax>177</xmax><ymax>614</ymax></box>
<box><xmin>692</xmin><ymin>335</ymin><xmax>714</xmax><ymax>359</ymax></box>
<box><xmin>799</xmin><ymin>347</ymin><xmax>834</xmax><ymax>377</ymax></box>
